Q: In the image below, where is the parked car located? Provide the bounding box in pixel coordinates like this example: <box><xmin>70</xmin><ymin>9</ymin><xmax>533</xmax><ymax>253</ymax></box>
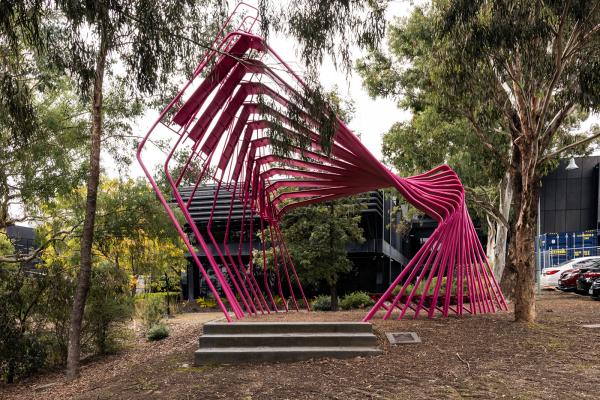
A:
<box><xmin>557</xmin><ymin>259</ymin><xmax>600</xmax><ymax>291</ymax></box>
<box><xmin>576</xmin><ymin>267</ymin><xmax>600</xmax><ymax>294</ymax></box>
<box><xmin>540</xmin><ymin>257</ymin><xmax>600</xmax><ymax>289</ymax></box>
<box><xmin>590</xmin><ymin>278</ymin><xmax>600</xmax><ymax>300</ymax></box>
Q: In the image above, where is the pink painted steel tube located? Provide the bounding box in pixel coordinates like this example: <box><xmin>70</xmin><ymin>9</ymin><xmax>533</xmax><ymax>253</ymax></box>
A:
<box><xmin>137</xmin><ymin>5</ymin><xmax>507</xmax><ymax>323</ymax></box>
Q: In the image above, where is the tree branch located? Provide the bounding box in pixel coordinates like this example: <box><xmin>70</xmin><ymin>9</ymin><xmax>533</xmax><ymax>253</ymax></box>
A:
<box><xmin>540</xmin><ymin>100</ymin><xmax>576</xmax><ymax>143</ymax></box>
<box><xmin>464</xmin><ymin>186</ymin><xmax>509</xmax><ymax>228</ymax></box>
<box><xmin>539</xmin><ymin>129</ymin><xmax>600</xmax><ymax>163</ymax></box>
<box><xmin>463</xmin><ymin>112</ymin><xmax>511</xmax><ymax>169</ymax></box>
<box><xmin>0</xmin><ymin>222</ymin><xmax>83</xmax><ymax>264</ymax></box>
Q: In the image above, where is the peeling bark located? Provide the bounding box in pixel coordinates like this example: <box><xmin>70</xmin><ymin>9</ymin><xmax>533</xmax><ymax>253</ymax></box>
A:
<box><xmin>492</xmin><ymin>171</ymin><xmax>512</xmax><ymax>280</ymax></box>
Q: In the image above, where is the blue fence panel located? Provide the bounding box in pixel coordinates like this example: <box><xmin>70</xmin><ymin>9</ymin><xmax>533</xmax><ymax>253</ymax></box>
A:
<box><xmin>536</xmin><ymin>229</ymin><xmax>599</xmax><ymax>269</ymax></box>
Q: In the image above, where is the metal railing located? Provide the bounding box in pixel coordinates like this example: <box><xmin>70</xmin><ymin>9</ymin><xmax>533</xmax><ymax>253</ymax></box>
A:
<box><xmin>537</xmin><ymin>245</ymin><xmax>600</xmax><ymax>270</ymax></box>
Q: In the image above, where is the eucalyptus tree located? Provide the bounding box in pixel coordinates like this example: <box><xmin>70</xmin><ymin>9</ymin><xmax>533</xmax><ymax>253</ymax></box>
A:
<box><xmin>44</xmin><ymin>0</ymin><xmax>227</xmax><ymax>379</ymax></box>
<box><xmin>358</xmin><ymin>1</ymin><xmax>600</xmax><ymax>322</ymax></box>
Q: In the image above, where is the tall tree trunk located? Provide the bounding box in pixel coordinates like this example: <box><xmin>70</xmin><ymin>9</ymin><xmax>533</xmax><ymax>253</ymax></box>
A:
<box><xmin>328</xmin><ymin>202</ymin><xmax>338</xmax><ymax>311</ymax></box>
<box><xmin>66</xmin><ymin>32</ymin><xmax>108</xmax><ymax>380</ymax></box>
<box><xmin>330</xmin><ymin>279</ymin><xmax>338</xmax><ymax>311</ymax></box>
<box><xmin>486</xmin><ymin>216</ymin><xmax>496</xmax><ymax>261</ymax></box>
<box><xmin>501</xmin><ymin>221</ymin><xmax>518</xmax><ymax>297</ymax></box>
<box><xmin>492</xmin><ymin>171</ymin><xmax>512</xmax><ymax>279</ymax></box>
<box><xmin>6</xmin><ymin>359</ymin><xmax>15</xmax><ymax>384</ymax></box>
<box><xmin>511</xmin><ymin>142</ymin><xmax>538</xmax><ymax>322</ymax></box>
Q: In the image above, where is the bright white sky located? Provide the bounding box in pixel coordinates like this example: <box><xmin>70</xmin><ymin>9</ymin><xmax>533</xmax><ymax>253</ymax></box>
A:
<box><xmin>124</xmin><ymin>1</ymin><xmax>417</xmax><ymax>179</ymax></box>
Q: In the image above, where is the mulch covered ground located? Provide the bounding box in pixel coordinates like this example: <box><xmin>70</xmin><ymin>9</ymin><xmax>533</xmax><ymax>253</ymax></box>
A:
<box><xmin>2</xmin><ymin>291</ymin><xmax>600</xmax><ymax>399</ymax></box>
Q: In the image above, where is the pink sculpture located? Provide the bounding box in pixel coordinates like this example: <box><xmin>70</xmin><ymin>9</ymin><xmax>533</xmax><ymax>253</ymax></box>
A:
<box><xmin>137</xmin><ymin>3</ymin><xmax>507</xmax><ymax>322</ymax></box>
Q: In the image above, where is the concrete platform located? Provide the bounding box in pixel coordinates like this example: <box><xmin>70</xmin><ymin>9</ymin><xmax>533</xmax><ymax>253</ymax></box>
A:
<box><xmin>195</xmin><ymin>346</ymin><xmax>381</xmax><ymax>364</ymax></box>
<box><xmin>195</xmin><ymin>321</ymin><xmax>382</xmax><ymax>365</ymax></box>
<box><xmin>202</xmin><ymin>321</ymin><xmax>374</xmax><ymax>334</ymax></box>
<box><xmin>199</xmin><ymin>332</ymin><xmax>378</xmax><ymax>347</ymax></box>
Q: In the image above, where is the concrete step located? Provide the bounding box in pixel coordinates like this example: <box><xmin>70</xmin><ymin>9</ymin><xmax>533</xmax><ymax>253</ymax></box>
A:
<box><xmin>199</xmin><ymin>332</ymin><xmax>378</xmax><ymax>348</ymax></box>
<box><xmin>194</xmin><ymin>346</ymin><xmax>382</xmax><ymax>364</ymax></box>
<box><xmin>203</xmin><ymin>321</ymin><xmax>373</xmax><ymax>334</ymax></box>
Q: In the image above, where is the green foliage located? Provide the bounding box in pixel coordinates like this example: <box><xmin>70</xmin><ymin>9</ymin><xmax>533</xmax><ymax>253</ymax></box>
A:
<box><xmin>0</xmin><ymin>259</ymin><xmax>48</xmax><ymax>383</ymax></box>
<box><xmin>0</xmin><ymin>76</ymin><xmax>89</xmax><ymax>229</ymax></box>
<box><xmin>259</xmin><ymin>0</ymin><xmax>386</xmax><ymax>75</ymax></box>
<box><xmin>196</xmin><ymin>296</ymin><xmax>217</xmax><ymax>309</ymax></box>
<box><xmin>286</xmin><ymin>297</ymin><xmax>308</xmax><ymax>310</ymax></box>
<box><xmin>85</xmin><ymin>262</ymin><xmax>133</xmax><ymax>354</ymax></box>
<box><xmin>0</xmin><ymin>3</ymin><xmax>46</xmax><ymax>144</ymax></box>
<box><xmin>391</xmin><ymin>277</ymin><xmax>467</xmax><ymax>298</ymax></box>
<box><xmin>0</xmin><ymin>330</ymin><xmax>47</xmax><ymax>385</ymax></box>
<box><xmin>311</xmin><ymin>295</ymin><xmax>336</xmax><ymax>311</ymax></box>
<box><xmin>271</xmin><ymin>295</ymin><xmax>284</xmax><ymax>309</ymax></box>
<box><xmin>135</xmin><ymin>295</ymin><xmax>166</xmax><ymax>332</ymax></box>
<box><xmin>357</xmin><ymin>3</ymin><xmax>600</xmax><ymax>268</ymax></box>
<box><xmin>339</xmin><ymin>291</ymin><xmax>374</xmax><ymax>310</ymax></box>
<box><xmin>357</xmin><ymin>8</ymin><xmax>509</xmax><ymax>227</ymax></box>
<box><xmin>39</xmin><ymin>178</ymin><xmax>187</xmax><ymax>290</ymax></box>
<box><xmin>147</xmin><ymin>323</ymin><xmax>169</xmax><ymax>341</ymax></box>
<box><xmin>280</xmin><ymin>199</ymin><xmax>365</xmax><ymax>289</ymax></box>
<box><xmin>252</xmin><ymin>197</ymin><xmax>365</xmax><ymax>311</ymax></box>
<box><xmin>0</xmin><ymin>254</ymin><xmax>134</xmax><ymax>382</ymax></box>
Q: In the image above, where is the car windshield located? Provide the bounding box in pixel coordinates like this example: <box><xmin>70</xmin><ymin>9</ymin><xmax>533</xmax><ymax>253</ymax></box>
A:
<box><xmin>554</xmin><ymin>260</ymin><xmax>574</xmax><ymax>267</ymax></box>
<box><xmin>588</xmin><ymin>260</ymin><xmax>600</xmax><ymax>268</ymax></box>
<box><xmin>575</xmin><ymin>260</ymin><xmax>598</xmax><ymax>267</ymax></box>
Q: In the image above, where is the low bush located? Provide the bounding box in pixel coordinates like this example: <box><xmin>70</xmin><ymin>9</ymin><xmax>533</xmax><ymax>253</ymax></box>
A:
<box><xmin>0</xmin><ymin>258</ymin><xmax>134</xmax><ymax>383</ymax></box>
<box><xmin>286</xmin><ymin>297</ymin><xmax>308</xmax><ymax>310</ymax></box>
<box><xmin>311</xmin><ymin>295</ymin><xmax>338</xmax><ymax>311</ymax></box>
<box><xmin>340</xmin><ymin>291</ymin><xmax>374</xmax><ymax>310</ymax></box>
<box><xmin>271</xmin><ymin>295</ymin><xmax>284</xmax><ymax>309</ymax></box>
<box><xmin>391</xmin><ymin>277</ymin><xmax>468</xmax><ymax>297</ymax></box>
<box><xmin>85</xmin><ymin>262</ymin><xmax>133</xmax><ymax>354</ymax></box>
<box><xmin>196</xmin><ymin>296</ymin><xmax>217</xmax><ymax>309</ymax></box>
<box><xmin>134</xmin><ymin>291</ymin><xmax>181</xmax><ymax>315</ymax></box>
<box><xmin>147</xmin><ymin>323</ymin><xmax>169</xmax><ymax>341</ymax></box>
<box><xmin>135</xmin><ymin>295</ymin><xmax>165</xmax><ymax>331</ymax></box>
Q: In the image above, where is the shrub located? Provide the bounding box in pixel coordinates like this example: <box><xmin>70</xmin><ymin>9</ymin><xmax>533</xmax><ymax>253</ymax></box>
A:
<box><xmin>0</xmin><ymin>261</ymin><xmax>59</xmax><ymax>383</ymax></box>
<box><xmin>287</xmin><ymin>297</ymin><xmax>307</xmax><ymax>310</ymax></box>
<box><xmin>135</xmin><ymin>295</ymin><xmax>165</xmax><ymax>331</ymax></box>
<box><xmin>268</xmin><ymin>295</ymin><xmax>285</xmax><ymax>309</ymax></box>
<box><xmin>340</xmin><ymin>291</ymin><xmax>375</xmax><ymax>310</ymax></box>
<box><xmin>85</xmin><ymin>262</ymin><xmax>133</xmax><ymax>354</ymax></box>
<box><xmin>391</xmin><ymin>276</ymin><xmax>470</xmax><ymax>298</ymax></box>
<box><xmin>196</xmin><ymin>296</ymin><xmax>217</xmax><ymax>309</ymax></box>
<box><xmin>147</xmin><ymin>323</ymin><xmax>169</xmax><ymax>341</ymax></box>
<box><xmin>134</xmin><ymin>291</ymin><xmax>181</xmax><ymax>314</ymax></box>
<box><xmin>311</xmin><ymin>295</ymin><xmax>338</xmax><ymax>311</ymax></box>
<box><xmin>0</xmin><ymin>321</ymin><xmax>47</xmax><ymax>384</ymax></box>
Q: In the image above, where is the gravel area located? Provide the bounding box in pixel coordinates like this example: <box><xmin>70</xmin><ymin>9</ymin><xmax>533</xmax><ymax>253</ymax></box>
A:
<box><xmin>2</xmin><ymin>292</ymin><xmax>600</xmax><ymax>399</ymax></box>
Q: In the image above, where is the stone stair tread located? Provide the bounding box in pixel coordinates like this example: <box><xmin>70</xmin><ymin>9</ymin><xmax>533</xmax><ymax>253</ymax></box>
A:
<box><xmin>201</xmin><ymin>332</ymin><xmax>376</xmax><ymax>337</ymax></box>
<box><xmin>196</xmin><ymin>346</ymin><xmax>381</xmax><ymax>353</ymax></box>
<box><xmin>203</xmin><ymin>321</ymin><xmax>374</xmax><ymax>334</ymax></box>
<box><xmin>206</xmin><ymin>322</ymin><xmax>370</xmax><ymax>325</ymax></box>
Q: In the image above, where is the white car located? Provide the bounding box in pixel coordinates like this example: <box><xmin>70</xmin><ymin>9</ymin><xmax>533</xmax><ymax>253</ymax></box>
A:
<box><xmin>540</xmin><ymin>256</ymin><xmax>600</xmax><ymax>289</ymax></box>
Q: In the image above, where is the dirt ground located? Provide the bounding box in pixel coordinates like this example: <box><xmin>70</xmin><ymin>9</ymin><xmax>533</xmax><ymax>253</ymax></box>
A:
<box><xmin>2</xmin><ymin>291</ymin><xmax>600</xmax><ymax>399</ymax></box>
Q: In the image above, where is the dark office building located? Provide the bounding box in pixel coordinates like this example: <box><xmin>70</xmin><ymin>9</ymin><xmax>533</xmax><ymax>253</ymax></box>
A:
<box><xmin>539</xmin><ymin>156</ymin><xmax>600</xmax><ymax>233</ymax></box>
<box><xmin>6</xmin><ymin>225</ymin><xmax>36</xmax><ymax>255</ymax></box>
<box><xmin>179</xmin><ymin>185</ymin><xmax>411</xmax><ymax>300</ymax></box>
<box><xmin>537</xmin><ymin>156</ymin><xmax>600</xmax><ymax>267</ymax></box>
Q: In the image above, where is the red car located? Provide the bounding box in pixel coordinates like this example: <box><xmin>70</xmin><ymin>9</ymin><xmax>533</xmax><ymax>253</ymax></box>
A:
<box><xmin>576</xmin><ymin>267</ymin><xmax>600</xmax><ymax>294</ymax></box>
<box><xmin>557</xmin><ymin>260</ymin><xmax>600</xmax><ymax>291</ymax></box>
